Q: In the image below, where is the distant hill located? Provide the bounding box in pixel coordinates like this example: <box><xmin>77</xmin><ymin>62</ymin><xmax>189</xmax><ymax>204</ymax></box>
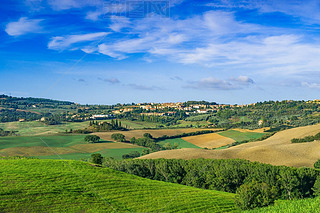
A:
<box><xmin>0</xmin><ymin>158</ymin><xmax>237</xmax><ymax>212</ymax></box>
<box><xmin>140</xmin><ymin>123</ymin><xmax>320</xmax><ymax>168</ymax></box>
<box><xmin>0</xmin><ymin>94</ymin><xmax>74</xmax><ymax>105</ymax></box>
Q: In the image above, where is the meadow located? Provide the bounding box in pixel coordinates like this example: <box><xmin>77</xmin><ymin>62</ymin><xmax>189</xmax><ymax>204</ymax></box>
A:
<box><xmin>0</xmin><ymin>158</ymin><xmax>238</xmax><ymax>212</ymax></box>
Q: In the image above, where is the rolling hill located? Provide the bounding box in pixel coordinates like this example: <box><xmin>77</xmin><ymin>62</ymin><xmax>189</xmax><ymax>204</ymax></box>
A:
<box><xmin>0</xmin><ymin>158</ymin><xmax>237</xmax><ymax>212</ymax></box>
<box><xmin>140</xmin><ymin>123</ymin><xmax>320</xmax><ymax>167</ymax></box>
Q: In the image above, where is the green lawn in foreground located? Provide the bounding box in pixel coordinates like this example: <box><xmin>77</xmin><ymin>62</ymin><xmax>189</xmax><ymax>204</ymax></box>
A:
<box><xmin>37</xmin><ymin>147</ymin><xmax>147</xmax><ymax>160</ymax></box>
<box><xmin>158</xmin><ymin>138</ymin><xmax>201</xmax><ymax>149</ymax></box>
<box><xmin>218</xmin><ymin>130</ymin><xmax>266</xmax><ymax>142</ymax></box>
<box><xmin>0</xmin><ymin>159</ymin><xmax>237</xmax><ymax>212</ymax></box>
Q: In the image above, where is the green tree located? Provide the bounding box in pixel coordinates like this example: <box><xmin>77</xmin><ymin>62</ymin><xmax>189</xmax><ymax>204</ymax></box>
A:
<box><xmin>235</xmin><ymin>181</ymin><xmax>276</xmax><ymax>210</ymax></box>
<box><xmin>143</xmin><ymin>133</ymin><xmax>153</xmax><ymax>139</ymax></box>
<box><xmin>111</xmin><ymin>133</ymin><xmax>126</xmax><ymax>142</ymax></box>
<box><xmin>130</xmin><ymin>137</ymin><xmax>136</xmax><ymax>144</ymax></box>
<box><xmin>90</xmin><ymin>153</ymin><xmax>103</xmax><ymax>165</ymax></box>
<box><xmin>142</xmin><ymin>149</ymin><xmax>150</xmax><ymax>155</ymax></box>
<box><xmin>84</xmin><ymin>135</ymin><xmax>100</xmax><ymax>143</ymax></box>
<box><xmin>314</xmin><ymin>159</ymin><xmax>320</xmax><ymax>169</ymax></box>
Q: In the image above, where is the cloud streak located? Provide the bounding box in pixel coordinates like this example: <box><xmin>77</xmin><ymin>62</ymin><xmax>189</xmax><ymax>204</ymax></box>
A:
<box><xmin>48</xmin><ymin>32</ymin><xmax>109</xmax><ymax>50</ymax></box>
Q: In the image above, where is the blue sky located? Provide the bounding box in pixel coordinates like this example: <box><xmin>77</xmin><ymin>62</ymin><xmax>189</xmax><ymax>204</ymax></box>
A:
<box><xmin>2</xmin><ymin>0</ymin><xmax>320</xmax><ymax>104</ymax></box>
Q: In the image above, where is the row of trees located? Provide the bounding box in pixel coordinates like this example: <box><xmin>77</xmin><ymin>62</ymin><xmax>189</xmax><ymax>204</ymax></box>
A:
<box><xmin>292</xmin><ymin>132</ymin><xmax>320</xmax><ymax>143</ymax></box>
<box><xmin>104</xmin><ymin>158</ymin><xmax>320</xmax><ymax>210</ymax></box>
<box><xmin>0</xmin><ymin>128</ymin><xmax>17</xmax><ymax>136</ymax></box>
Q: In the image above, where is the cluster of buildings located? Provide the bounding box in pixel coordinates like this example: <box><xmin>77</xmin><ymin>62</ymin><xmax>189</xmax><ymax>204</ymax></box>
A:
<box><xmin>110</xmin><ymin>102</ymin><xmax>253</xmax><ymax>115</ymax></box>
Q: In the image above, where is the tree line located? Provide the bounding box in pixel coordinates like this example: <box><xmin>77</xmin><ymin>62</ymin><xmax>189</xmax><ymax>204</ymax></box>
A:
<box><xmin>103</xmin><ymin>158</ymin><xmax>320</xmax><ymax>210</ymax></box>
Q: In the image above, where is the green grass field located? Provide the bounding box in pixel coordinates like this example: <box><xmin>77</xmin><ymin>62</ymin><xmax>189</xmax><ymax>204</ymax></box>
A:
<box><xmin>246</xmin><ymin>197</ymin><xmax>320</xmax><ymax>213</ymax></box>
<box><xmin>0</xmin><ymin>135</ymin><xmax>148</xmax><ymax>160</ymax></box>
<box><xmin>0</xmin><ymin>121</ymin><xmax>90</xmax><ymax>136</ymax></box>
<box><xmin>0</xmin><ymin>135</ymin><xmax>88</xmax><ymax>149</ymax></box>
<box><xmin>158</xmin><ymin>138</ymin><xmax>201</xmax><ymax>149</ymax></box>
<box><xmin>0</xmin><ymin>158</ymin><xmax>238</xmax><ymax>212</ymax></box>
<box><xmin>0</xmin><ymin>119</ymin><xmax>160</xmax><ymax>136</ymax></box>
<box><xmin>37</xmin><ymin>148</ymin><xmax>147</xmax><ymax>160</ymax></box>
<box><xmin>218</xmin><ymin>130</ymin><xmax>266</xmax><ymax>142</ymax></box>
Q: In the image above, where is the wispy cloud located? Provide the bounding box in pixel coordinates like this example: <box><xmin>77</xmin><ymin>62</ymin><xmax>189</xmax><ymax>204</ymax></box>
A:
<box><xmin>48</xmin><ymin>32</ymin><xmax>109</xmax><ymax>50</ymax></box>
<box><xmin>170</xmin><ymin>76</ymin><xmax>183</xmax><ymax>81</ymax></box>
<box><xmin>128</xmin><ymin>84</ymin><xmax>163</xmax><ymax>91</ymax></box>
<box><xmin>5</xmin><ymin>17</ymin><xmax>43</xmax><ymax>36</ymax></box>
<box><xmin>185</xmin><ymin>76</ymin><xmax>254</xmax><ymax>90</ymax></box>
<box><xmin>98</xmin><ymin>77</ymin><xmax>120</xmax><ymax>84</ymax></box>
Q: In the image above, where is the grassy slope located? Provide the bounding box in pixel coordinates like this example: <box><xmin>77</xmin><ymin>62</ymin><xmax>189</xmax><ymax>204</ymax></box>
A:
<box><xmin>158</xmin><ymin>138</ymin><xmax>201</xmax><ymax>149</ymax></box>
<box><xmin>0</xmin><ymin>135</ymin><xmax>87</xmax><ymax>149</ymax></box>
<box><xmin>0</xmin><ymin>159</ymin><xmax>237</xmax><ymax>212</ymax></box>
<box><xmin>218</xmin><ymin>130</ymin><xmax>266</xmax><ymax>142</ymax></box>
<box><xmin>246</xmin><ymin>197</ymin><xmax>320</xmax><ymax>213</ymax></box>
<box><xmin>37</xmin><ymin>148</ymin><xmax>147</xmax><ymax>160</ymax></box>
<box><xmin>0</xmin><ymin>121</ymin><xmax>91</xmax><ymax>136</ymax></box>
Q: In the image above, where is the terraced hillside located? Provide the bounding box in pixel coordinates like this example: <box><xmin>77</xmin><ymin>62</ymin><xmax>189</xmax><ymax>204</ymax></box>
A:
<box><xmin>0</xmin><ymin>158</ymin><xmax>237</xmax><ymax>212</ymax></box>
<box><xmin>140</xmin><ymin>124</ymin><xmax>320</xmax><ymax>167</ymax></box>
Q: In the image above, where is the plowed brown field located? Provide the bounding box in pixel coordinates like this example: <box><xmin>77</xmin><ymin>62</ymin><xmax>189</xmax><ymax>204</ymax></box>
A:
<box><xmin>182</xmin><ymin>133</ymin><xmax>235</xmax><ymax>148</ymax></box>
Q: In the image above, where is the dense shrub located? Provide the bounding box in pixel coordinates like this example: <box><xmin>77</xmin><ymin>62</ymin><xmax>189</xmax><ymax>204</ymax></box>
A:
<box><xmin>235</xmin><ymin>181</ymin><xmax>276</xmax><ymax>210</ymax></box>
<box><xmin>315</xmin><ymin>160</ymin><xmax>320</xmax><ymax>169</ymax></box>
<box><xmin>90</xmin><ymin>153</ymin><xmax>103</xmax><ymax>164</ymax></box>
<box><xmin>122</xmin><ymin>151</ymin><xmax>140</xmax><ymax>159</ymax></box>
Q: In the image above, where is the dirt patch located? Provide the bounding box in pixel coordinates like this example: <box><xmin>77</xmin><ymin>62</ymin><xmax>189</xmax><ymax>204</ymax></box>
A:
<box><xmin>182</xmin><ymin>133</ymin><xmax>235</xmax><ymax>149</ymax></box>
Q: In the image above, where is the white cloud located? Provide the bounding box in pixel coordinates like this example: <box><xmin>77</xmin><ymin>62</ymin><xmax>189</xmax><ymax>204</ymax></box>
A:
<box><xmin>5</xmin><ymin>17</ymin><xmax>43</xmax><ymax>36</ymax></box>
<box><xmin>186</xmin><ymin>76</ymin><xmax>254</xmax><ymax>90</ymax></box>
<box><xmin>48</xmin><ymin>32</ymin><xmax>109</xmax><ymax>50</ymax></box>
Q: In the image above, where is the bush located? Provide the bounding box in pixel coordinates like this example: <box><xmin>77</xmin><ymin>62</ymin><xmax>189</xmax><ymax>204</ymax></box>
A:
<box><xmin>313</xmin><ymin>176</ymin><xmax>320</xmax><ymax>196</ymax></box>
<box><xmin>122</xmin><ymin>151</ymin><xmax>140</xmax><ymax>159</ymax></box>
<box><xmin>314</xmin><ymin>160</ymin><xmax>320</xmax><ymax>169</ymax></box>
<box><xmin>90</xmin><ymin>153</ymin><xmax>103</xmax><ymax>165</ymax></box>
<box><xmin>235</xmin><ymin>181</ymin><xmax>276</xmax><ymax>210</ymax></box>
